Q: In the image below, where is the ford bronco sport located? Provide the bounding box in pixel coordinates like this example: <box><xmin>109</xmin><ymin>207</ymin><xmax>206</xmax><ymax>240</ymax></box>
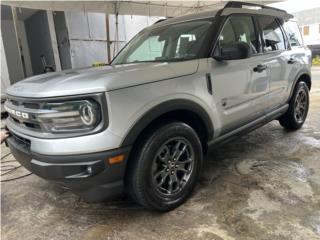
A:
<box><xmin>4</xmin><ymin>1</ymin><xmax>312</xmax><ymax>211</ymax></box>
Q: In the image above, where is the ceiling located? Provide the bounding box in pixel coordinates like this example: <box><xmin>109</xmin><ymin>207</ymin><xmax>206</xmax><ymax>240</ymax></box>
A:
<box><xmin>1</xmin><ymin>1</ymin><xmax>284</xmax><ymax>17</ymax></box>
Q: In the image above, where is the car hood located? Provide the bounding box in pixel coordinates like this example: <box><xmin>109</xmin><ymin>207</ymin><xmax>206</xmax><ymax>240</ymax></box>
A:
<box><xmin>6</xmin><ymin>61</ymin><xmax>199</xmax><ymax>98</ymax></box>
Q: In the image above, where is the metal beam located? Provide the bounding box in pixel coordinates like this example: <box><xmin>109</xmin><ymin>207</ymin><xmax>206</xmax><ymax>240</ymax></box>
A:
<box><xmin>105</xmin><ymin>14</ymin><xmax>112</xmax><ymax>63</ymax></box>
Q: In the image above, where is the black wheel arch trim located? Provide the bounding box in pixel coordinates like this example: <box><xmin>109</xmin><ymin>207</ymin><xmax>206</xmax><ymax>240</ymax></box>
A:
<box><xmin>121</xmin><ymin>99</ymin><xmax>214</xmax><ymax>147</ymax></box>
<box><xmin>288</xmin><ymin>69</ymin><xmax>311</xmax><ymax>101</ymax></box>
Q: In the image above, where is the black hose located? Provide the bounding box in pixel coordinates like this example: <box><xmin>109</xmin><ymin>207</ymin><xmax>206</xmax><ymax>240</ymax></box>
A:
<box><xmin>1</xmin><ymin>152</ymin><xmax>11</xmax><ymax>160</ymax></box>
<box><xmin>1</xmin><ymin>173</ymin><xmax>33</xmax><ymax>182</ymax></box>
<box><xmin>1</xmin><ymin>152</ymin><xmax>33</xmax><ymax>182</ymax></box>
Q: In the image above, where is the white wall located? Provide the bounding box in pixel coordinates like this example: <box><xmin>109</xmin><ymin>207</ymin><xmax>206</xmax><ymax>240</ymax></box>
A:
<box><xmin>65</xmin><ymin>11</ymin><xmax>108</xmax><ymax>68</ymax></box>
<box><xmin>109</xmin><ymin>15</ymin><xmax>162</xmax><ymax>58</ymax></box>
<box><xmin>293</xmin><ymin>8</ymin><xmax>320</xmax><ymax>46</ymax></box>
<box><xmin>301</xmin><ymin>23</ymin><xmax>320</xmax><ymax>45</ymax></box>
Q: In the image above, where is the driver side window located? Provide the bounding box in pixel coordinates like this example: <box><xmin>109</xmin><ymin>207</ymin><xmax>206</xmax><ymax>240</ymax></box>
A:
<box><xmin>217</xmin><ymin>15</ymin><xmax>259</xmax><ymax>56</ymax></box>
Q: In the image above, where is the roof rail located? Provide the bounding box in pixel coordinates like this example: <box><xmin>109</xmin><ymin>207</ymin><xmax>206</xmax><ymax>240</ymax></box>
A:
<box><xmin>154</xmin><ymin>18</ymin><xmax>172</xmax><ymax>24</ymax></box>
<box><xmin>224</xmin><ymin>1</ymin><xmax>287</xmax><ymax>13</ymax></box>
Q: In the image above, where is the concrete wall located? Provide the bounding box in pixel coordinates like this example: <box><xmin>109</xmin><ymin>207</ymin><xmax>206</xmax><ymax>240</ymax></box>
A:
<box><xmin>63</xmin><ymin>12</ymin><xmax>162</xmax><ymax>67</ymax></box>
<box><xmin>1</xmin><ymin>8</ymin><xmax>163</xmax><ymax>80</ymax></box>
<box><xmin>25</xmin><ymin>10</ymin><xmax>55</xmax><ymax>75</ymax></box>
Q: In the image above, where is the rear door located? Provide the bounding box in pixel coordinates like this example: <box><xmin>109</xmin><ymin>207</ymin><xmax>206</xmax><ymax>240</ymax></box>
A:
<box><xmin>257</xmin><ymin>16</ymin><xmax>291</xmax><ymax>111</ymax></box>
<box><xmin>282</xmin><ymin>19</ymin><xmax>306</xmax><ymax>98</ymax></box>
<box><xmin>209</xmin><ymin>15</ymin><xmax>269</xmax><ymax>135</ymax></box>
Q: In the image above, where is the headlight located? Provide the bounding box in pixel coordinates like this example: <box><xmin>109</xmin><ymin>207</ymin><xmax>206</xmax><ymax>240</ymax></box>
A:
<box><xmin>37</xmin><ymin>100</ymin><xmax>101</xmax><ymax>133</ymax></box>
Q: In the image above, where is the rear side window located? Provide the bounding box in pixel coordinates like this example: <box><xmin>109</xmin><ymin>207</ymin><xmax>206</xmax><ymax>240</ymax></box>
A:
<box><xmin>259</xmin><ymin>16</ymin><xmax>286</xmax><ymax>52</ymax></box>
<box><xmin>283</xmin><ymin>20</ymin><xmax>303</xmax><ymax>47</ymax></box>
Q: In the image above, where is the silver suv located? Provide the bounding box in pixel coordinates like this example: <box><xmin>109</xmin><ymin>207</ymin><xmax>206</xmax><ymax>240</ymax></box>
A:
<box><xmin>4</xmin><ymin>2</ymin><xmax>312</xmax><ymax>211</ymax></box>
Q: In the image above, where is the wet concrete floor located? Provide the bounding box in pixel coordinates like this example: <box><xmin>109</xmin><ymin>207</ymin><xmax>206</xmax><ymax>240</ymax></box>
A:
<box><xmin>1</xmin><ymin>68</ymin><xmax>320</xmax><ymax>240</ymax></box>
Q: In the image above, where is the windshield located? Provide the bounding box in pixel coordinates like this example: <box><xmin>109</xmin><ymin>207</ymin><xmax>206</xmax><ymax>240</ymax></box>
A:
<box><xmin>112</xmin><ymin>19</ymin><xmax>214</xmax><ymax>65</ymax></box>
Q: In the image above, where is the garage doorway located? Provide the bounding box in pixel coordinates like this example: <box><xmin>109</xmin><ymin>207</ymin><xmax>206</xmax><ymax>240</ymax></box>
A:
<box><xmin>24</xmin><ymin>10</ymin><xmax>56</xmax><ymax>75</ymax></box>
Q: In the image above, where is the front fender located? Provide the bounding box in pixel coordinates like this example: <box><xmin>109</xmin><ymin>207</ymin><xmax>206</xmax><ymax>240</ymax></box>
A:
<box><xmin>120</xmin><ymin>99</ymin><xmax>214</xmax><ymax>147</ymax></box>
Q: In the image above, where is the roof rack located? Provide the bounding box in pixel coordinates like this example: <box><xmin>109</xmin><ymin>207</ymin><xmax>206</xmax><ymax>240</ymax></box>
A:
<box><xmin>224</xmin><ymin>1</ymin><xmax>287</xmax><ymax>14</ymax></box>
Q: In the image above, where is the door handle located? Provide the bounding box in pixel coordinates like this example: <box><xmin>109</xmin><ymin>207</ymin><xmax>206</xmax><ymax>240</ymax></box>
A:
<box><xmin>221</xmin><ymin>98</ymin><xmax>227</xmax><ymax>107</ymax></box>
<box><xmin>288</xmin><ymin>58</ymin><xmax>297</xmax><ymax>64</ymax></box>
<box><xmin>253</xmin><ymin>64</ymin><xmax>268</xmax><ymax>73</ymax></box>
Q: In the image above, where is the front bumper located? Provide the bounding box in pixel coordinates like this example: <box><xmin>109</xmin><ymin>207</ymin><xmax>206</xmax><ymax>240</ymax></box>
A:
<box><xmin>6</xmin><ymin>134</ymin><xmax>131</xmax><ymax>202</ymax></box>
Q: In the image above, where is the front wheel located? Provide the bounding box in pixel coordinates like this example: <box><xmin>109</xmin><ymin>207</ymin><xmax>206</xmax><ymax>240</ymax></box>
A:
<box><xmin>126</xmin><ymin>121</ymin><xmax>203</xmax><ymax>211</ymax></box>
<box><xmin>279</xmin><ymin>81</ymin><xmax>309</xmax><ymax>130</ymax></box>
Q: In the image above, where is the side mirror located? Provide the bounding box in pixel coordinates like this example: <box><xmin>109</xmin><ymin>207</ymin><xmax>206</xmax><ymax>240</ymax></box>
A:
<box><xmin>214</xmin><ymin>42</ymin><xmax>251</xmax><ymax>61</ymax></box>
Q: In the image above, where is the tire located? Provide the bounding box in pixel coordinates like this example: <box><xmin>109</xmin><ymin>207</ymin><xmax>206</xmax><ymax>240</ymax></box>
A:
<box><xmin>279</xmin><ymin>81</ymin><xmax>309</xmax><ymax>130</ymax></box>
<box><xmin>126</xmin><ymin>121</ymin><xmax>203</xmax><ymax>212</ymax></box>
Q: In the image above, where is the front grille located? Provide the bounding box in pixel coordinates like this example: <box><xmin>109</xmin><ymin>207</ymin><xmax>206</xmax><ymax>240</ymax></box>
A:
<box><xmin>8</xmin><ymin>99</ymin><xmax>41</xmax><ymax>109</ymax></box>
<box><xmin>8</xmin><ymin>114</ymin><xmax>42</xmax><ymax>132</ymax></box>
<box><xmin>5</xmin><ymin>97</ymin><xmax>43</xmax><ymax>132</ymax></box>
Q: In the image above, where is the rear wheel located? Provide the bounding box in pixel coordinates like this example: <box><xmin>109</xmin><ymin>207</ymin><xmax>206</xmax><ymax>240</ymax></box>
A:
<box><xmin>126</xmin><ymin>121</ymin><xmax>203</xmax><ymax>211</ymax></box>
<box><xmin>279</xmin><ymin>82</ymin><xmax>309</xmax><ymax>130</ymax></box>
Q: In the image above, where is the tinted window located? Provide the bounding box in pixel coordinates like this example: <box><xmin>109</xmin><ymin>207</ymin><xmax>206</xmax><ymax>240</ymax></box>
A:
<box><xmin>175</xmin><ymin>34</ymin><xmax>197</xmax><ymax>58</ymax></box>
<box><xmin>283</xmin><ymin>20</ymin><xmax>303</xmax><ymax>47</ymax></box>
<box><xmin>218</xmin><ymin>16</ymin><xmax>259</xmax><ymax>54</ymax></box>
<box><xmin>259</xmin><ymin>16</ymin><xmax>286</xmax><ymax>52</ymax></box>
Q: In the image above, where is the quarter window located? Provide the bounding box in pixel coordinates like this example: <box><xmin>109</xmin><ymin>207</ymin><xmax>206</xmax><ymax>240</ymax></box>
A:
<box><xmin>259</xmin><ymin>16</ymin><xmax>286</xmax><ymax>52</ymax></box>
<box><xmin>217</xmin><ymin>15</ymin><xmax>259</xmax><ymax>55</ymax></box>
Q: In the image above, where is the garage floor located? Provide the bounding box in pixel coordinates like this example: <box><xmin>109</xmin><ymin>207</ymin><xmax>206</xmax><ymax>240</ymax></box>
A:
<box><xmin>1</xmin><ymin>68</ymin><xmax>320</xmax><ymax>240</ymax></box>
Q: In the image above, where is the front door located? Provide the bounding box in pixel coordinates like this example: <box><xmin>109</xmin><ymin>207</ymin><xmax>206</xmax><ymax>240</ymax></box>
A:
<box><xmin>209</xmin><ymin>15</ymin><xmax>269</xmax><ymax>135</ymax></box>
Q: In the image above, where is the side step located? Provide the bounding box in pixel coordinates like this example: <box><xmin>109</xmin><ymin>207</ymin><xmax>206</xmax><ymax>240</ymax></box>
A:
<box><xmin>208</xmin><ymin>104</ymin><xmax>289</xmax><ymax>148</ymax></box>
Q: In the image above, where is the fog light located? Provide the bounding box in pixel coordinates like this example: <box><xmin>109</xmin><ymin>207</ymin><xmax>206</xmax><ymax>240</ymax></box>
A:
<box><xmin>87</xmin><ymin>166</ymin><xmax>93</xmax><ymax>174</ymax></box>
